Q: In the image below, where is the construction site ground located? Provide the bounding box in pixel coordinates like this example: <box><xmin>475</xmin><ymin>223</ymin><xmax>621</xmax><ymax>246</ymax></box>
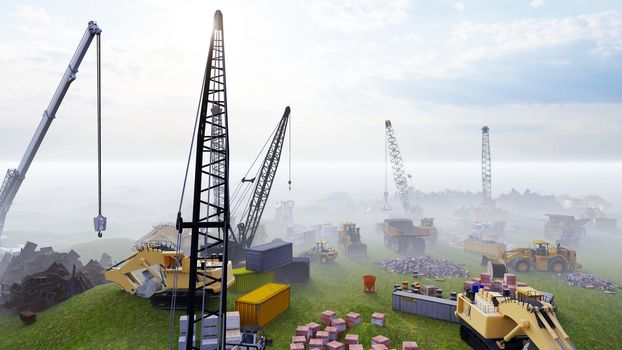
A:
<box><xmin>1</xmin><ymin>225</ymin><xmax>621</xmax><ymax>349</ymax></box>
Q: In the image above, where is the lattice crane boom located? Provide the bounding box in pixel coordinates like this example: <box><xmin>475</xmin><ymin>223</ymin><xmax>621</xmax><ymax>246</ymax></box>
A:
<box><xmin>235</xmin><ymin>107</ymin><xmax>290</xmax><ymax>257</ymax></box>
<box><xmin>481</xmin><ymin>126</ymin><xmax>492</xmax><ymax>207</ymax></box>
<box><xmin>385</xmin><ymin>120</ymin><xmax>411</xmax><ymax>214</ymax></box>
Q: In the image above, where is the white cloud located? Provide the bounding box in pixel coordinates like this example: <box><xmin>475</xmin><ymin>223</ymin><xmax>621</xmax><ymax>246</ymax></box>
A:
<box><xmin>308</xmin><ymin>0</ymin><xmax>410</xmax><ymax>32</ymax></box>
<box><xmin>453</xmin><ymin>2</ymin><xmax>465</xmax><ymax>12</ymax></box>
<box><xmin>11</xmin><ymin>5</ymin><xmax>50</xmax><ymax>22</ymax></box>
<box><xmin>531</xmin><ymin>0</ymin><xmax>544</xmax><ymax>8</ymax></box>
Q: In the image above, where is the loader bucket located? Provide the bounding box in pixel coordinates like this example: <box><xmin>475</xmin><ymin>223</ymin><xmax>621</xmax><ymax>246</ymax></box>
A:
<box><xmin>346</xmin><ymin>243</ymin><xmax>368</xmax><ymax>257</ymax></box>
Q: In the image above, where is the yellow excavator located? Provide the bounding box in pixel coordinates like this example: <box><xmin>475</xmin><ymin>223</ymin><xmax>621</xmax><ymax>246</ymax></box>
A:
<box><xmin>104</xmin><ymin>241</ymin><xmax>234</xmax><ymax>308</ymax></box>
<box><xmin>455</xmin><ymin>286</ymin><xmax>575</xmax><ymax>350</ymax></box>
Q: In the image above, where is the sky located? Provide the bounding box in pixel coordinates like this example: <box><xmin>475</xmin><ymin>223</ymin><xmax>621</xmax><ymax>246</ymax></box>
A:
<box><xmin>1</xmin><ymin>0</ymin><xmax>622</xmax><ymax>167</ymax></box>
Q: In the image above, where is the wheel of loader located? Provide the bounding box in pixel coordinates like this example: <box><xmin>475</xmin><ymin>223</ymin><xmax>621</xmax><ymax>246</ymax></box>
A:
<box><xmin>548</xmin><ymin>258</ymin><xmax>567</xmax><ymax>273</ymax></box>
<box><xmin>487</xmin><ymin>260</ymin><xmax>507</xmax><ymax>279</ymax></box>
<box><xmin>320</xmin><ymin>255</ymin><xmax>328</xmax><ymax>264</ymax></box>
<box><xmin>513</xmin><ymin>259</ymin><xmax>530</xmax><ymax>273</ymax></box>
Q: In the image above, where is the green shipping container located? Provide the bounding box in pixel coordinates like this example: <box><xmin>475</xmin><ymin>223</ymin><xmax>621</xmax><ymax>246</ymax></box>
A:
<box><xmin>231</xmin><ymin>268</ymin><xmax>275</xmax><ymax>292</ymax></box>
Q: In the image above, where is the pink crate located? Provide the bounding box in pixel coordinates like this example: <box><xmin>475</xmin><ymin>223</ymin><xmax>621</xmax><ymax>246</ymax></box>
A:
<box><xmin>504</xmin><ymin>273</ymin><xmax>517</xmax><ymax>286</ymax></box>
<box><xmin>464</xmin><ymin>280</ymin><xmax>475</xmax><ymax>290</ymax></box>
<box><xmin>331</xmin><ymin>318</ymin><xmax>346</xmax><ymax>332</ymax></box>
<box><xmin>371</xmin><ymin>313</ymin><xmax>386</xmax><ymax>327</ymax></box>
<box><xmin>309</xmin><ymin>338</ymin><xmax>324</xmax><ymax>350</ymax></box>
<box><xmin>296</xmin><ymin>325</ymin><xmax>311</xmax><ymax>339</ymax></box>
<box><xmin>349</xmin><ymin>345</ymin><xmax>363</xmax><ymax>350</ymax></box>
<box><xmin>327</xmin><ymin>341</ymin><xmax>344</xmax><ymax>350</ymax></box>
<box><xmin>344</xmin><ymin>334</ymin><xmax>359</xmax><ymax>345</ymax></box>
<box><xmin>325</xmin><ymin>326</ymin><xmax>338</xmax><ymax>341</ymax></box>
<box><xmin>371</xmin><ymin>345</ymin><xmax>388</xmax><ymax>350</ymax></box>
<box><xmin>307</xmin><ymin>322</ymin><xmax>321</xmax><ymax>336</ymax></box>
<box><xmin>292</xmin><ymin>335</ymin><xmax>306</xmax><ymax>345</ymax></box>
<box><xmin>372</xmin><ymin>335</ymin><xmax>390</xmax><ymax>348</ymax></box>
<box><xmin>291</xmin><ymin>343</ymin><xmax>305</xmax><ymax>350</ymax></box>
<box><xmin>316</xmin><ymin>331</ymin><xmax>329</xmax><ymax>345</ymax></box>
<box><xmin>321</xmin><ymin>310</ymin><xmax>337</xmax><ymax>326</ymax></box>
<box><xmin>480</xmin><ymin>272</ymin><xmax>491</xmax><ymax>284</ymax></box>
<box><xmin>345</xmin><ymin>312</ymin><xmax>361</xmax><ymax>327</ymax></box>
<box><xmin>403</xmin><ymin>341</ymin><xmax>419</xmax><ymax>350</ymax></box>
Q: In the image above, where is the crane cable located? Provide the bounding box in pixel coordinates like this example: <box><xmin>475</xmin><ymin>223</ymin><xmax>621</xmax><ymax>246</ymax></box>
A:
<box><xmin>95</xmin><ymin>32</ymin><xmax>106</xmax><ymax>238</ymax></box>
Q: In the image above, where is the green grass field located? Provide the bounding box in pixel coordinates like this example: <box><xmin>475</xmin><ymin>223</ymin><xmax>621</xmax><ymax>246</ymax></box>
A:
<box><xmin>1</xmin><ymin>228</ymin><xmax>621</xmax><ymax>349</ymax></box>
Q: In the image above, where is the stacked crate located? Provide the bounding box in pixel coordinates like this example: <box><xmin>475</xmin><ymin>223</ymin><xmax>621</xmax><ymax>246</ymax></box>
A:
<box><xmin>331</xmin><ymin>318</ymin><xmax>346</xmax><ymax>333</ymax></box>
<box><xmin>371</xmin><ymin>312</ymin><xmax>386</xmax><ymax>327</ymax></box>
<box><xmin>344</xmin><ymin>334</ymin><xmax>359</xmax><ymax>350</ymax></box>
<box><xmin>316</xmin><ymin>330</ymin><xmax>329</xmax><ymax>346</ymax></box>
<box><xmin>325</xmin><ymin>326</ymin><xmax>338</xmax><ymax>341</ymax></box>
<box><xmin>345</xmin><ymin>312</ymin><xmax>360</xmax><ymax>327</ymax></box>
<box><xmin>290</xmin><ymin>343</ymin><xmax>305</xmax><ymax>350</ymax></box>
<box><xmin>402</xmin><ymin>341</ymin><xmax>419</xmax><ymax>350</ymax></box>
<box><xmin>297</xmin><ymin>325</ymin><xmax>312</xmax><ymax>340</ymax></box>
<box><xmin>225</xmin><ymin>312</ymin><xmax>241</xmax><ymax>349</ymax></box>
<box><xmin>420</xmin><ymin>284</ymin><xmax>437</xmax><ymax>297</ymax></box>
<box><xmin>371</xmin><ymin>335</ymin><xmax>390</xmax><ymax>348</ymax></box>
<box><xmin>179</xmin><ymin>315</ymin><xmax>197</xmax><ymax>350</ymax></box>
<box><xmin>349</xmin><ymin>345</ymin><xmax>363</xmax><ymax>350</ymax></box>
<box><xmin>327</xmin><ymin>341</ymin><xmax>345</xmax><ymax>350</ymax></box>
<box><xmin>307</xmin><ymin>322</ymin><xmax>321</xmax><ymax>337</ymax></box>
<box><xmin>199</xmin><ymin>315</ymin><xmax>218</xmax><ymax>350</ymax></box>
<box><xmin>309</xmin><ymin>338</ymin><xmax>324</xmax><ymax>350</ymax></box>
<box><xmin>370</xmin><ymin>345</ymin><xmax>388</xmax><ymax>350</ymax></box>
<box><xmin>321</xmin><ymin>310</ymin><xmax>336</xmax><ymax>326</ymax></box>
<box><xmin>292</xmin><ymin>336</ymin><xmax>307</xmax><ymax>346</ymax></box>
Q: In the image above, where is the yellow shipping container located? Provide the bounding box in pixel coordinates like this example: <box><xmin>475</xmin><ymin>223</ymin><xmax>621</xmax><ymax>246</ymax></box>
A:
<box><xmin>234</xmin><ymin>283</ymin><xmax>290</xmax><ymax>327</ymax></box>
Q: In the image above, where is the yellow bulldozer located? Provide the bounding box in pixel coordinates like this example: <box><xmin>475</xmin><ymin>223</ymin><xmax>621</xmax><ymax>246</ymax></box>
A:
<box><xmin>299</xmin><ymin>240</ymin><xmax>338</xmax><ymax>264</ymax></box>
<box><xmin>338</xmin><ymin>223</ymin><xmax>367</xmax><ymax>257</ymax></box>
<box><xmin>456</xmin><ymin>286</ymin><xmax>576</xmax><ymax>349</ymax></box>
<box><xmin>104</xmin><ymin>241</ymin><xmax>234</xmax><ymax>308</ymax></box>
<box><xmin>484</xmin><ymin>240</ymin><xmax>581</xmax><ymax>278</ymax></box>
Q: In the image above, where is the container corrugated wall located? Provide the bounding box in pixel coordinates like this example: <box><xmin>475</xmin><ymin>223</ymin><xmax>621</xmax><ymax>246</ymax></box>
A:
<box><xmin>275</xmin><ymin>257</ymin><xmax>310</xmax><ymax>283</ymax></box>
<box><xmin>235</xmin><ymin>283</ymin><xmax>291</xmax><ymax>327</ymax></box>
<box><xmin>392</xmin><ymin>291</ymin><xmax>459</xmax><ymax>323</ymax></box>
<box><xmin>231</xmin><ymin>268</ymin><xmax>275</xmax><ymax>293</ymax></box>
<box><xmin>245</xmin><ymin>241</ymin><xmax>293</xmax><ymax>272</ymax></box>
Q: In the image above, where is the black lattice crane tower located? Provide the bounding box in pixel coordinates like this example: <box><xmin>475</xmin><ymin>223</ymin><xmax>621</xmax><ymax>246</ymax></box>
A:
<box><xmin>481</xmin><ymin>126</ymin><xmax>492</xmax><ymax>207</ymax></box>
<box><xmin>385</xmin><ymin>120</ymin><xmax>411</xmax><ymax>214</ymax></box>
<box><xmin>176</xmin><ymin>10</ymin><xmax>231</xmax><ymax>349</ymax></box>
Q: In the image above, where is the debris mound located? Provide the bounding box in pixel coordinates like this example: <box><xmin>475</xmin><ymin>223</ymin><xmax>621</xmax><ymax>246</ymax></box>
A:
<box><xmin>566</xmin><ymin>272</ymin><xmax>616</xmax><ymax>292</ymax></box>
<box><xmin>378</xmin><ymin>256</ymin><xmax>468</xmax><ymax>278</ymax></box>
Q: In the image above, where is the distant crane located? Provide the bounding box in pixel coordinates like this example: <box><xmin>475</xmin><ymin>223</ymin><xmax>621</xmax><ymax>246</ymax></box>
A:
<box><xmin>0</xmin><ymin>21</ymin><xmax>105</xmax><ymax>237</ymax></box>
<box><xmin>230</xmin><ymin>106</ymin><xmax>291</xmax><ymax>264</ymax></box>
<box><xmin>481</xmin><ymin>126</ymin><xmax>492</xmax><ymax>207</ymax></box>
<box><xmin>384</xmin><ymin>120</ymin><xmax>413</xmax><ymax>215</ymax></box>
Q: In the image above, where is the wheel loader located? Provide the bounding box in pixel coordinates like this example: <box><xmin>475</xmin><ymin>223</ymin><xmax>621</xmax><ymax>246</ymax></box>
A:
<box><xmin>338</xmin><ymin>223</ymin><xmax>367</xmax><ymax>257</ymax></box>
<box><xmin>104</xmin><ymin>241</ymin><xmax>235</xmax><ymax>308</ymax></box>
<box><xmin>455</xmin><ymin>285</ymin><xmax>576</xmax><ymax>349</ymax></box>
<box><xmin>484</xmin><ymin>240</ymin><xmax>581</xmax><ymax>278</ymax></box>
<box><xmin>299</xmin><ymin>240</ymin><xmax>338</xmax><ymax>264</ymax></box>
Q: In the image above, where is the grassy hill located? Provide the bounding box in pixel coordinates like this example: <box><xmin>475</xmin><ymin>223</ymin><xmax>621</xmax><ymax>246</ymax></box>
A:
<box><xmin>1</xmin><ymin>231</ymin><xmax>621</xmax><ymax>349</ymax></box>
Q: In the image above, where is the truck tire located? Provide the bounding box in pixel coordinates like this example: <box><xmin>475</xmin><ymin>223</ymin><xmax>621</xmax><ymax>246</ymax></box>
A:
<box><xmin>513</xmin><ymin>259</ymin><xmax>530</xmax><ymax>273</ymax></box>
<box><xmin>548</xmin><ymin>258</ymin><xmax>567</xmax><ymax>273</ymax></box>
<box><xmin>487</xmin><ymin>261</ymin><xmax>507</xmax><ymax>279</ymax></box>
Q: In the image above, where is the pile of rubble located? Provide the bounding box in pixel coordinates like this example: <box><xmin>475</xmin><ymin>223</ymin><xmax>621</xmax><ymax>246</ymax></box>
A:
<box><xmin>378</xmin><ymin>256</ymin><xmax>469</xmax><ymax>278</ymax></box>
<box><xmin>566</xmin><ymin>272</ymin><xmax>617</xmax><ymax>292</ymax></box>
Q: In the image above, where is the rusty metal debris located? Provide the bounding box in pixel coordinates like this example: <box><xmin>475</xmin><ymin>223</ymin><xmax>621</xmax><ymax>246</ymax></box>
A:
<box><xmin>378</xmin><ymin>256</ymin><xmax>469</xmax><ymax>278</ymax></box>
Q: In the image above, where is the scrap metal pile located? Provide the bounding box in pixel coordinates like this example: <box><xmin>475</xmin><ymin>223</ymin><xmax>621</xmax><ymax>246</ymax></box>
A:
<box><xmin>6</xmin><ymin>262</ymin><xmax>93</xmax><ymax>312</ymax></box>
<box><xmin>566</xmin><ymin>271</ymin><xmax>617</xmax><ymax>292</ymax></box>
<box><xmin>378</xmin><ymin>256</ymin><xmax>469</xmax><ymax>278</ymax></box>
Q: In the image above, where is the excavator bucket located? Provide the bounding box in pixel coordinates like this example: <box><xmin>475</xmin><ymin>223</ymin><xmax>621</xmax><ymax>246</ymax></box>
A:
<box><xmin>345</xmin><ymin>243</ymin><xmax>367</xmax><ymax>257</ymax></box>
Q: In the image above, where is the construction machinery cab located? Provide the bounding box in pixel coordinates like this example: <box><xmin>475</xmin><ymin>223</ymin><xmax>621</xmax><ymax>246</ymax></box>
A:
<box><xmin>532</xmin><ymin>240</ymin><xmax>549</xmax><ymax>257</ymax></box>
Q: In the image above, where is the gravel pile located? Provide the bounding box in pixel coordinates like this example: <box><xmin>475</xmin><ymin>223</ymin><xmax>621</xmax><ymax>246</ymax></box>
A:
<box><xmin>566</xmin><ymin>272</ymin><xmax>616</xmax><ymax>292</ymax></box>
<box><xmin>378</xmin><ymin>256</ymin><xmax>469</xmax><ymax>278</ymax></box>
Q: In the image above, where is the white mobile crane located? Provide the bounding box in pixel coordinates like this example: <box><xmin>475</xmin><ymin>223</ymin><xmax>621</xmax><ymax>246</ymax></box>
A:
<box><xmin>0</xmin><ymin>21</ymin><xmax>106</xmax><ymax>238</ymax></box>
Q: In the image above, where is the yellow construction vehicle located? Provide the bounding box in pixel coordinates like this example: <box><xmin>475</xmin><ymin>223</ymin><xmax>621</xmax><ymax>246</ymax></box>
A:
<box><xmin>338</xmin><ymin>223</ymin><xmax>367</xmax><ymax>257</ymax></box>
<box><xmin>484</xmin><ymin>240</ymin><xmax>581</xmax><ymax>277</ymax></box>
<box><xmin>299</xmin><ymin>240</ymin><xmax>338</xmax><ymax>264</ymax></box>
<box><xmin>104</xmin><ymin>242</ymin><xmax>234</xmax><ymax>308</ymax></box>
<box><xmin>456</xmin><ymin>286</ymin><xmax>576</xmax><ymax>350</ymax></box>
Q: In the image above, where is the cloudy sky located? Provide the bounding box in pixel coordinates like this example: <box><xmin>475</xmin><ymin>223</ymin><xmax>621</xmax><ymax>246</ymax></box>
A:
<box><xmin>1</xmin><ymin>0</ymin><xmax>622</xmax><ymax>166</ymax></box>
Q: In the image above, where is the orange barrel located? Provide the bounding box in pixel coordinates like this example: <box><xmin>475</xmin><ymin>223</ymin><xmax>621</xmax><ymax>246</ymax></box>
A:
<box><xmin>363</xmin><ymin>275</ymin><xmax>376</xmax><ymax>293</ymax></box>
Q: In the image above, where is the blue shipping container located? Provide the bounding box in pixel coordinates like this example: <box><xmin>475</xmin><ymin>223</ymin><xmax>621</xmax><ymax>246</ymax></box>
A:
<box><xmin>245</xmin><ymin>241</ymin><xmax>293</xmax><ymax>272</ymax></box>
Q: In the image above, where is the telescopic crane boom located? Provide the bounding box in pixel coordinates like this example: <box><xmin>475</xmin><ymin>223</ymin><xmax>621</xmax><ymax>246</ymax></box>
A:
<box><xmin>231</xmin><ymin>107</ymin><xmax>291</xmax><ymax>263</ymax></box>
<box><xmin>0</xmin><ymin>21</ymin><xmax>102</xmax><ymax>235</ymax></box>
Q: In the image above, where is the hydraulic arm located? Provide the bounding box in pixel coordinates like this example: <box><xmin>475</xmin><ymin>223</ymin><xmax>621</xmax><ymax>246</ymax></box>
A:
<box><xmin>0</xmin><ymin>21</ymin><xmax>102</xmax><ymax>235</ymax></box>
